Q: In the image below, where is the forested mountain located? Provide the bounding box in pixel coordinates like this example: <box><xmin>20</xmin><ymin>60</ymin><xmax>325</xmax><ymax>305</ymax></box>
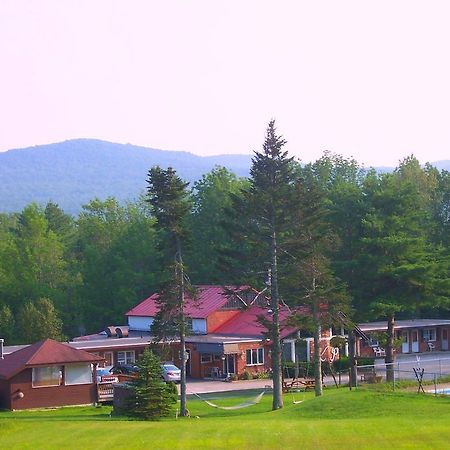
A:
<box><xmin>0</xmin><ymin>138</ymin><xmax>448</xmax><ymax>214</ymax></box>
<box><xmin>0</xmin><ymin>139</ymin><xmax>252</xmax><ymax>214</ymax></box>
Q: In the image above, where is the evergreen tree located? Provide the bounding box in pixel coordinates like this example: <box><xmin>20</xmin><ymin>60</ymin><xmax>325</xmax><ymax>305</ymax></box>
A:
<box><xmin>146</xmin><ymin>166</ymin><xmax>192</xmax><ymax>417</ymax></box>
<box><xmin>228</xmin><ymin>120</ymin><xmax>296</xmax><ymax>410</ymax></box>
<box><xmin>127</xmin><ymin>349</ymin><xmax>177</xmax><ymax>420</ymax></box>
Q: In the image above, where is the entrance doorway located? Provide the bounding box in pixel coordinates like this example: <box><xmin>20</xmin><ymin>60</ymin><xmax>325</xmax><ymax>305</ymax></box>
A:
<box><xmin>223</xmin><ymin>354</ymin><xmax>236</xmax><ymax>375</ymax></box>
<box><xmin>104</xmin><ymin>351</ymin><xmax>113</xmax><ymax>367</ymax></box>
<box><xmin>442</xmin><ymin>329</ymin><xmax>449</xmax><ymax>351</ymax></box>
<box><xmin>411</xmin><ymin>330</ymin><xmax>419</xmax><ymax>353</ymax></box>
<box><xmin>401</xmin><ymin>331</ymin><xmax>409</xmax><ymax>353</ymax></box>
<box><xmin>185</xmin><ymin>349</ymin><xmax>191</xmax><ymax>377</ymax></box>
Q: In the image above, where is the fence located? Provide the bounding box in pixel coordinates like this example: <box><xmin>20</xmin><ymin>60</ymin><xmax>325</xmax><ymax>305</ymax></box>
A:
<box><xmin>355</xmin><ymin>355</ymin><xmax>450</xmax><ymax>394</ymax></box>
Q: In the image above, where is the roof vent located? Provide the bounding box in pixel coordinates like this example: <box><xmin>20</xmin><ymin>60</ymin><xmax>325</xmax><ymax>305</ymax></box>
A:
<box><xmin>115</xmin><ymin>326</ymin><xmax>129</xmax><ymax>338</ymax></box>
<box><xmin>105</xmin><ymin>326</ymin><xmax>117</xmax><ymax>338</ymax></box>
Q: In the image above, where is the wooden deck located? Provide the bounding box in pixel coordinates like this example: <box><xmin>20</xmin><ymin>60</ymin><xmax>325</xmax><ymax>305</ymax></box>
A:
<box><xmin>97</xmin><ymin>382</ymin><xmax>115</xmax><ymax>402</ymax></box>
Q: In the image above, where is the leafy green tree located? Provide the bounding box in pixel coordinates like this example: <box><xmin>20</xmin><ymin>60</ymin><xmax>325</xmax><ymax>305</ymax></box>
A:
<box><xmin>17</xmin><ymin>298</ymin><xmax>65</xmax><ymax>343</ymax></box>
<box><xmin>188</xmin><ymin>167</ymin><xmax>248</xmax><ymax>283</ymax></box>
<box><xmin>0</xmin><ymin>304</ymin><xmax>15</xmax><ymax>344</ymax></box>
<box><xmin>359</xmin><ymin>157</ymin><xmax>447</xmax><ymax>380</ymax></box>
<box><xmin>126</xmin><ymin>349</ymin><xmax>177</xmax><ymax>420</ymax></box>
<box><xmin>287</xmin><ymin>167</ymin><xmax>350</xmax><ymax>396</ymax></box>
<box><xmin>76</xmin><ymin>197</ymin><xmax>160</xmax><ymax>333</ymax></box>
<box><xmin>147</xmin><ymin>166</ymin><xmax>192</xmax><ymax>417</ymax></box>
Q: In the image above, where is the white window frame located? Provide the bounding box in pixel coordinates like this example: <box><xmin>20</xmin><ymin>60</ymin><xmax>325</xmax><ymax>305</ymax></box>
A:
<box><xmin>423</xmin><ymin>328</ymin><xmax>436</xmax><ymax>342</ymax></box>
<box><xmin>117</xmin><ymin>350</ymin><xmax>135</xmax><ymax>365</ymax></box>
<box><xmin>246</xmin><ymin>348</ymin><xmax>264</xmax><ymax>366</ymax></box>
<box><xmin>32</xmin><ymin>366</ymin><xmax>63</xmax><ymax>388</ymax></box>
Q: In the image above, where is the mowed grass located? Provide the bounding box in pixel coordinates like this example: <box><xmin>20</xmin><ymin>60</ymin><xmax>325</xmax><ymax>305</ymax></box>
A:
<box><xmin>1</xmin><ymin>388</ymin><xmax>450</xmax><ymax>449</ymax></box>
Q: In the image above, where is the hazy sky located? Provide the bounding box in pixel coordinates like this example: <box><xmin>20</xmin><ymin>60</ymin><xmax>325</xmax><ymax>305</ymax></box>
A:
<box><xmin>1</xmin><ymin>1</ymin><xmax>449</xmax><ymax>166</ymax></box>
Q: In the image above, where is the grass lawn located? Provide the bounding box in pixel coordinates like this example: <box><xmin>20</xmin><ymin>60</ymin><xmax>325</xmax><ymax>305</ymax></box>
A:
<box><xmin>1</xmin><ymin>388</ymin><xmax>450</xmax><ymax>449</ymax></box>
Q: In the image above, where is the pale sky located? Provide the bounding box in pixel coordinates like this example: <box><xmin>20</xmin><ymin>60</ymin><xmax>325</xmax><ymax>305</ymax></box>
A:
<box><xmin>0</xmin><ymin>1</ymin><xmax>449</xmax><ymax>167</ymax></box>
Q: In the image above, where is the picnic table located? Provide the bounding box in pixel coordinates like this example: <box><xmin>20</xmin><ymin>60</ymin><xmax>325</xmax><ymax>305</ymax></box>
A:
<box><xmin>282</xmin><ymin>378</ymin><xmax>316</xmax><ymax>392</ymax></box>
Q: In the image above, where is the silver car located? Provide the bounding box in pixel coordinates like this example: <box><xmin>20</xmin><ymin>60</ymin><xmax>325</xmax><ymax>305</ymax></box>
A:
<box><xmin>161</xmin><ymin>363</ymin><xmax>181</xmax><ymax>383</ymax></box>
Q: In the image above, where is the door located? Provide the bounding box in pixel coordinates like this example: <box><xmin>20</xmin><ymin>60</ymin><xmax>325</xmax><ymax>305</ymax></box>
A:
<box><xmin>185</xmin><ymin>349</ymin><xmax>191</xmax><ymax>377</ymax></box>
<box><xmin>442</xmin><ymin>329</ymin><xmax>449</xmax><ymax>351</ymax></box>
<box><xmin>104</xmin><ymin>351</ymin><xmax>113</xmax><ymax>368</ymax></box>
<box><xmin>223</xmin><ymin>354</ymin><xmax>235</xmax><ymax>375</ymax></box>
<box><xmin>401</xmin><ymin>331</ymin><xmax>410</xmax><ymax>353</ymax></box>
<box><xmin>411</xmin><ymin>330</ymin><xmax>419</xmax><ymax>353</ymax></box>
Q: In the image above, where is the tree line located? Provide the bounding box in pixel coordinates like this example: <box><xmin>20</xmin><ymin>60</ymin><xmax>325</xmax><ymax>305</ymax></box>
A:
<box><xmin>0</xmin><ymin>124</ymin><xmax>448</xmax><ymax>359</ymax></box>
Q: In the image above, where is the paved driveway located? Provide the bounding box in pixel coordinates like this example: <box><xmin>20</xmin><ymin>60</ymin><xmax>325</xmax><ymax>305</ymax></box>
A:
<box><xmin>374</xmin><ymin>351</ymin><xmax>450</xmax><ymax>380</ymax></box>
<box><xmin>185</xmin><ymin>378</ymin><xmax>272</xmax><ymax>395</ymax></box>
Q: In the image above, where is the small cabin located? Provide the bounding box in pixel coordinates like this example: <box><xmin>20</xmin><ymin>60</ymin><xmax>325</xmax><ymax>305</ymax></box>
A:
<box><xmin>0</xmin><ymin>339</ymin><xmax>103</xmax><ymax>410</ymax></box>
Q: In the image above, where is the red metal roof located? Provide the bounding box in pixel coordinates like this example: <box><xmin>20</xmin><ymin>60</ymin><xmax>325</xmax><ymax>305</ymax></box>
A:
<box><xmin>126</xmin><ymin>285</ymin><xmax>248</xmax><ymax>319</ymax></box>
<box><xmin>0</xmin><ymin>339</ymin><xmax>104</xmax><ymax>380</ymax></box>
<box><xmin>213</xmin><ymin>305</ymin><xmax>298</xmax><ymax>339</ymax></box>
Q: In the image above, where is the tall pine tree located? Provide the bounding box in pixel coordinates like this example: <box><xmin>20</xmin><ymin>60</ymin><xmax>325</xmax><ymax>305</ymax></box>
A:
<box><xmin>146</xmin><ymin>166</ymin><xmax>192</xmax><ymax>417</ymax></box>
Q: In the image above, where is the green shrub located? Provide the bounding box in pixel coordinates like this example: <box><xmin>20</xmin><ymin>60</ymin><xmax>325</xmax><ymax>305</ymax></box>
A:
<box><xmin>333</xmin><ymin>356</ymin><xmax>375</xmax><ymax>371</ymax></box>
<box><xmin>241</xmin><ymin>370</ymin><xmax>252</xmax><ymax>380</ymax></box>
<box><xmin>254</xmin><ymin>371</ymin><xmax>271</xmax><ymax>379</ymax></box>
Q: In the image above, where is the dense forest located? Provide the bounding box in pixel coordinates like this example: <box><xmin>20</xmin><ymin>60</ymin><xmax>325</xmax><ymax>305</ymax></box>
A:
<box><xmin>0</xmin><ymin>142</ymin><xmax>449</xmax><ymax>345</ymax></box>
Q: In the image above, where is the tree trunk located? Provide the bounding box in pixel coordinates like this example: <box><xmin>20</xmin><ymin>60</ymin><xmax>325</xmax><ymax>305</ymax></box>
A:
<box><xmin>312</xmin><ymin>284</ymin><xmax>323</xmax><ymax>397</ymax></box>
<box><xmin>385</xmin><ymin>314</ymin><xmax>395</xmax><ymax>383</ymax></box>
<box><xmin>176</xmin><ymin>236</ymin><xmax>188</xmax><ymax>417</ymax></box>
<box><xmin>270</xmin><ymin>230</ymin><xmax>284</xmax><ymax>410</ymax></box>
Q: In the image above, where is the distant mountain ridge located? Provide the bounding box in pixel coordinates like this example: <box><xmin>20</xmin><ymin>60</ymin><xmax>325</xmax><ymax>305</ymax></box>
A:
<box><xmin>0</xmin><ymin>139</ymin><xmax>252</xmax><ymax>214</ymax></box>
<box><xmin>0</xmin><ymin>139</ymin><xmax>448</xmax><ymax>215</ymax></box>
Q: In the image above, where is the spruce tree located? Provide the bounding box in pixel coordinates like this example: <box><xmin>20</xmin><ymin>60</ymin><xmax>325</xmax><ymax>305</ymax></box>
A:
<box><xmin>128</xmin><ymin>349</ymin><xmax>177</xmax><ymax>420</ymax></box>
<box><xmin>146</xmin><ymin>166</ymin><xmax>192</xmax><ymax>417</ymax></box>
<box><xmin>229</xmin><ymin>120</ymin><xmax>296</xmax><ymax>410</ymax></box>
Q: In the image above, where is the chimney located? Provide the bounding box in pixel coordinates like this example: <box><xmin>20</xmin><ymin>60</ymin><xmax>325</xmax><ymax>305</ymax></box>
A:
<box><xmin>0</xmin><ymin>339</ymin><xmax>4</xmax><ymax>359</ymax></box>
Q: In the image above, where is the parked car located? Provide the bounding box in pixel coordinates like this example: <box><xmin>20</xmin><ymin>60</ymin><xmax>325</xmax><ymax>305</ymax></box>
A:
<box><xmin>161</xmin><ymin>363</ymin><xmax>181</xmax><ymax>383</ymax></box>
<box><xmin>109</xmin><ymin>364</ymin><xmax>139</xmax><ymax>378</ymax></box>
<box><xmin>110</xmin><ymin>362</ymin><xmax>181</xmax><ymax>383</ymax></box>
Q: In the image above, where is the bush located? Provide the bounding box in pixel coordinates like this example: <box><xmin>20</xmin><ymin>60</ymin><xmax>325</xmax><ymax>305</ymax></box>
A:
<box><xmin>333</xmin><ymin>356</ymin><xmax>375</xmax><ymax>371</ymax></box>
<box><xmin>241</xmin><ymin>370</ymin><xmax>252</xmax><ymax>380</ymax></box>
<box><xmin>254</xmin><ymin>371</ymin><xmax>271</xmax><ymax>379</ymax></box>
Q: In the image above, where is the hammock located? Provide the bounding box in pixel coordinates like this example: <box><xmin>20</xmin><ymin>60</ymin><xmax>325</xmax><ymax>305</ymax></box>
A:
<box><xmin>192</xmin><ymin>389</ymin><xmax>267</xmax><ymax>410</ymax></box>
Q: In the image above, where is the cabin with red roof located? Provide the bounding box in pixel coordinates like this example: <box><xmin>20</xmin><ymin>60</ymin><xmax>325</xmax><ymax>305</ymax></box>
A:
<box><xmin>0</xmin><ymin>339</ymin><xmax>103</xmax><ymax>410</ymax></box>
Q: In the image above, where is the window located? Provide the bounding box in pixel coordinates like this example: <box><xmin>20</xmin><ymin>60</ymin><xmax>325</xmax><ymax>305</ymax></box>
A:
<box><xmin>423</xmin><ymin>328</ymin><xmax>436</xmax><ymax>342</ymax></box>
<box><xmin>246</xmin><ymin>348</ymin><xmax>264</xmax><ymax>365</ymax></box>
<box><xmin>32</xmin><ymin>366</ymin><xmax>62</xmax><ymax>388</ymax></box>
<box><xmin>200</xmin><ymin>353</ymin><xmax>212</xmax><ymax>363</ymax></box>
<box><xmin>65</xmin><ymin>364</ymin><xmax>93</xmax><ymax>385</ymax></box>
<box><xmin>117</xmin><ymin>351</ymin><xmax>135</xmax><ymax>365</ymax></box>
